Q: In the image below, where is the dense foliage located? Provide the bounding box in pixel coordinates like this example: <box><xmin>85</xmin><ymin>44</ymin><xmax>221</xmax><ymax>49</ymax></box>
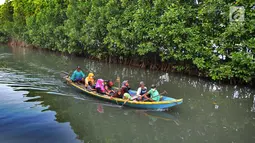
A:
<box><xmin>0</xmin><ymin>0</ymin><xmax>254</xmax><ymax>84</ymax></box>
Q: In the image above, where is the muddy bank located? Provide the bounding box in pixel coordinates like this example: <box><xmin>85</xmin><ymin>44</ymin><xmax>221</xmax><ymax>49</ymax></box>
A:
<box><xmin>8</xmin><ymin>39</ymin><xmax>36</xmax><ymax>49</ymax></box>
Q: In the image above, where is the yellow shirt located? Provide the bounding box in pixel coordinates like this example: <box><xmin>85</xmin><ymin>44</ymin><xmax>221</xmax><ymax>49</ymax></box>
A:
<box><xmin>85</xmin><ymin>73</ymin><xmax>95</xmax><ymax>87</ymax></box>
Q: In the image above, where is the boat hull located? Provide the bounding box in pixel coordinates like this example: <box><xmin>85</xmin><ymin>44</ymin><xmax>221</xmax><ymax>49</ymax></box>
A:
<box><xmin>65</xmin><ymin>76</ymin><xmax>183</xmax><ymax>109</ymax></box>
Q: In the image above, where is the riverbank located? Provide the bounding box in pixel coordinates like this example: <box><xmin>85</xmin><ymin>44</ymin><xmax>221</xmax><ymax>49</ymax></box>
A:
<box><xmin>5</xmin><ymin>39</ymin><xmax>255</xmax><ymax>87</ymax></box>
<box><xmin>6</xmin><ymin>40</ymin><xmax>204</xmax><ymax>75</ymax></box>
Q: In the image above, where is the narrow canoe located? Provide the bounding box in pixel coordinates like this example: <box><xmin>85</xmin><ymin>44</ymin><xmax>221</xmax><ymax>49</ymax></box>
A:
<box><xmin>64</xmin><ymin>76</ymin><xmax>183</xmax><ymax>109</ymax></box>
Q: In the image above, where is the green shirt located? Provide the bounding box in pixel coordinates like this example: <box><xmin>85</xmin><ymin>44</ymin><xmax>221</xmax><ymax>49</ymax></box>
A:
<box><xmin>123</xmin><ymin>93</ymin><xmax>132</xmax><ymax>100</ymax></box>
<box><xmin>148</xmin><ymin>89</ymin><xmax>160</xmax><ymax>101</ymax></box>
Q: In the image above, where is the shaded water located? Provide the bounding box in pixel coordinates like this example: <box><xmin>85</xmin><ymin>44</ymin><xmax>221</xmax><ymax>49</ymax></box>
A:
<box><xmin>0</xmin><ymin>45</ymin><xmax>255</xmax><ymax>143</ymax></box>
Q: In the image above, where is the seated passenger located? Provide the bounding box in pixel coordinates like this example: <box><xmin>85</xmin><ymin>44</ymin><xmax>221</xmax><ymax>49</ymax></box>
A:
<box><xmin>95</xmin><ymin>79</ymin><xmax>105</xmax><ymax>94</ymax></box>
<box><xmin>70</xmin><ymin>66</ymin><xmax>86</xmax><ymax>83</ymax></box>
<box><xmin>123</xmin><ymin>93</ymin><xmax>132</xmax><ymax>100</ymax></box>
<box><xmin>142</xmin><ymin>84</ymin><xmax>160</xmax><ymax>102</ymax></box>
<box><xmin>111</xmin><ymin>89</ymin><xmax>122</xmax><ymax>99</ymax></box>
<box><xmin>104</xmin><ymin>80</ymin><xmax>115</xmax><ymax>96</ymax></box>
<box><xmin>136</xmin><ymin>81</ymin><xmax>147</xmax><ymax>100</ymax></box>
<box><xmin>121</xmin><ymin>80</ymin><xmax>130</xmax><ymax>96</ymax></box>
<box><xmin>87</xmin><ymin>81</ymin><xmax>96</xmax><ymax>92</ymax></box>
<box><xmin>123</xmin><ymin>93</ymin><xmax>136</xmax><ymax>102</ymax></box>
<box><xmin>85</xmin><ymin>73</ymin><xmax>95</xmax><ymax>88</ymax></box>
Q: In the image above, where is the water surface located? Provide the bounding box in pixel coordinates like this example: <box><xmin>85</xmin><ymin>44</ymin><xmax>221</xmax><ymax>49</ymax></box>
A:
<box><xmin>0</xmin><ymin>45</ymin><xmax>255</xmax><ymax>143</ymax></box>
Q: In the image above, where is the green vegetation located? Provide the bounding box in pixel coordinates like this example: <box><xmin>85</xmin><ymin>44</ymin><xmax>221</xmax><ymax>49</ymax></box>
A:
<box><xmin>0</xmin><ymin>61</ymin><xmax>7</xmax><ymax>68</ymax></box>
<box><xmin>0</xmin><ymin>0</ymin><xmax>254</xmax><ymax>84</ymax></box>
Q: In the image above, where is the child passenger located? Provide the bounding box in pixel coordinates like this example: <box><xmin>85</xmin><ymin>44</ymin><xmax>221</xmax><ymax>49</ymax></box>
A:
<box><xmin>87</xmin><ymin>81</ymin><xmax>96</xmax><ymax>92</ymax></box>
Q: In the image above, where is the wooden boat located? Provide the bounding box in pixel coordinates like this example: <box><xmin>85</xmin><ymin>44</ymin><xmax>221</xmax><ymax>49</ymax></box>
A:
<box><xmin>64</xmin><ymin>76</ymin><xmax>183</xmax><ymax>109</ymax></box>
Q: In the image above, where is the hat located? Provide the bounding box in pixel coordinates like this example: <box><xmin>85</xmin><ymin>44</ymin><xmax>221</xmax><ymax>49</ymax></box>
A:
<box><xmin>77</xmin><ymin>66</ymin><xmax>81</xmax><ymax>69</ymax></box>
<box><xmin>151</xmin><ymin>84</ymin><xmax>156</xmax><ymax>88</ymax></box>
<box><xmin>88</xmin><ymin>73</ymin><xmax>94</xmax><ymax>77</ymax></box>
<box><xmin>122</xmin><ymin>80</ymin><xmax>128</xmax><ymax>86</ymax></box>
<box><xmin>140</xmin><ymin>81</ymin><xmax>145</xmax><ymax>86</ymax></box>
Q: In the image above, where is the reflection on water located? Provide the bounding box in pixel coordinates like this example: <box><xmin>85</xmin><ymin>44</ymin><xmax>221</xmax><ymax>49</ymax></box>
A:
<box><xmin>97</xmin><ymin>104</ymin><xmax>104</xmax><ymax>113</ymax></box>
<box><xmin>251</xmin><ymin>95</ymin><xmax>255</xmax><ymax>112</ymax></box>
<box><xmin>0</xmin><ymin>85</ymin><xmax>80</xmax><ymax>143</ymax></box>
<box><xmin>24</xmin><ymin>91</ymin><xmax>181</xmax><ymax>142</ymax></box>
<box><xmin>0</xmin><ymin>46</ymin><xmax>255</xmax><ymax>142</ymax></box>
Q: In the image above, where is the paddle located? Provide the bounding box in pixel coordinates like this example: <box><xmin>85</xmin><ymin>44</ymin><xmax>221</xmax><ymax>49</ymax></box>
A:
<box><xmin>60</xmin><ymin>71</ymin><xmax>71</xmax><ymax>79</ymax></box>
<box><xmin>160</xmin><ymin>90</ymin><xmax>168</xmax><ymax>95</ymax></box>
<box><xmin>121</xmin><ymin>99</ymin><xmax>129</xmax><ymax>107</ymax></box>
<box><xmin>116</xmin><ymin>76</ymin><xmax>120</xmax><ymax>89</ymax></box>
<box><xmin>61</xmin><ymin>71</ymin><xmax>69</xmax><ymax>75</ymax></box>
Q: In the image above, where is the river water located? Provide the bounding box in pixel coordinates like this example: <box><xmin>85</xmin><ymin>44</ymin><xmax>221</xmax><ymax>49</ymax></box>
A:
<box><xmin>0</xmin><ymin>45</ymin><xmax>255</xmax><ymax>143</ymax></box>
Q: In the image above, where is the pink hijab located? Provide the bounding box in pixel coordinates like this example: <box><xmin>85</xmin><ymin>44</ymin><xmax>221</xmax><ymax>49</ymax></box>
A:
<box><xmin>95</xmin><ymin>79</ymin><xmax>105</xmax><ymax>92</ymax></box>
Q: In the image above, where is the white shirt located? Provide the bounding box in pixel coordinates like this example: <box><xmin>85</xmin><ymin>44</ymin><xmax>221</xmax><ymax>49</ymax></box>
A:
<box><xmin>136</xmin><ymin>87</ymin><xmax>147</xmax><ymax>96</ymax></box>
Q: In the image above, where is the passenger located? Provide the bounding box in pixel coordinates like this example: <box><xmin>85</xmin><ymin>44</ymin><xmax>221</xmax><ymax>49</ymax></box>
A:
<box><xmin>123</xmin><ymin>93</ymin><xmax>132</xmax><ymax>100</ymax></box>
<box><xmin>95</xmin><ymin>79</ymin><xmax>105</xmax><ymax>94</ymax></box>
<box><xmin>123</xmin><ymin>93</ymin><xmax>137</xmax><ymax>102</ymax></box>
<box><xmin>142</xmin><ymin>84</ymin><xmax>160</xmax><ymax>102</ymax></box>
<box><xmin>85</xmin><ymin>73</ymin><xmax>95</xmax><ymax>88</ymax></box>
<box><xmin>136</xmin><ymin>81</ymin><xmax>147</xmax><ymax>100</ymax></box>
<box><xmin>111</xmin><ymin>89</ymin><xmax>122</xmax><ymax>99</ymax></box>
<box><xmin>87</xmin><ymin>81</ymin><xmax>96</xmax><ymax>92</ymax></box>
<box><xmin>70</xmin><ymin>66</ymin><xmax>86</xmax><ymax>84</ymax></box>
<box><xmin>104</xmin><ymin>80</ymin><xmax>115</xmax><ymax>96</ymax></box>
<box><xmin>121</xmin><ymin>80</ymin><xmax>130</xmax><ymax>96</ymax></box>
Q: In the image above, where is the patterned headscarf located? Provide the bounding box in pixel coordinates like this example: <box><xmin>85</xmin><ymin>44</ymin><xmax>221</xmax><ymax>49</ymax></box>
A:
<box><xmin>122</xmin><ymin>80</ymin><xmax>128</xmax><ymax>87</ymax></box>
